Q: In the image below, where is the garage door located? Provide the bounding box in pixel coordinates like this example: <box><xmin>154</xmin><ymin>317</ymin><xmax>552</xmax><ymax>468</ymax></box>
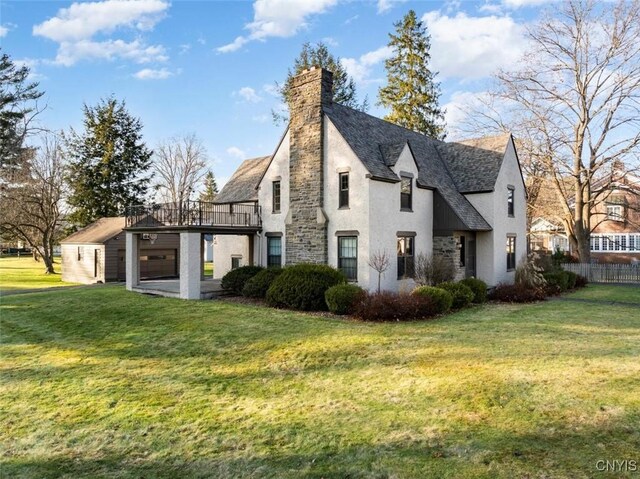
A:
<box><xmin>117</xmin><ymin>249</ymin><xmax>178</xmax><ymax>280</ymax></box>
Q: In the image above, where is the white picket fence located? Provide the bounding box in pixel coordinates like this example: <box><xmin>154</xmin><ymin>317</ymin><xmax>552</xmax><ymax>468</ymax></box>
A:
<box><xmin>561</xmin><ymin>263</ymin><xmax>640</xmax><ymax>284</ymax></box>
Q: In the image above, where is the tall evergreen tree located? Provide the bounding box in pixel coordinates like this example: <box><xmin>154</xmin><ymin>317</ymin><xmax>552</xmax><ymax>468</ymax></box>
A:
<box><xmin>65</xmin><ymin>97</ymin><xmax>152</xmax><ymax>228</ymax></box>
<box><xmin>378</xmin><ymin>10</ymin><xmax>446</xmax><ymax>139</ymax></box>
<box><xmin>199</xmin><ymin>170</ymin><xmax>219</xmax><ymax>202</ymax></box>
<box><xmin>273</xmin><ymin>41</ymin><xmax>367</xmax><ymax>124</ymax></box>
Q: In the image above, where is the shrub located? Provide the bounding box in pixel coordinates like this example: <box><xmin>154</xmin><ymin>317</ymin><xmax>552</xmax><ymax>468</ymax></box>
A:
<box><xmin>412</xmin><ymin>286</ymin><xmax>453</xmax><ymax>314</ymax></box>
<box><xmin>221</xmin><ymin>265</ymin><xmax>264</xmax><ymax>295</ymax></box>
<box><xmin>266</xmin><ymin>264</ymin><xmax>346</xmax><ymax>311</ymax></box>
<box><xmin>242</xmin><ymin>268</ymin><xmax>283</xmax><ymax>298</ymax></box>
<box><xmin>575</xmin><ymin>274</ymin><xmax>589</xmax><ymax>288</ymax></box>
<box><xmin>515</xmin><ymin>253</ymin><xmax>547</xmax><ymax>289</ymax></box>
<box><xmin>491</xmin><ymin>283</ymin><xmax>546</xmax><ymax>303</ymax></box>
<box><xmin>459</xmin><ymin>278</ymin><xmax>488</xmax><ymax>303</ymax></box>
<box><xmin>353</xmin><ymin>291</ymin><xmax>437</xmax><ymax>321</ymax></box>
<box><xmin>564</xmin><ymin>270</ymin><xmax>578</xmax><ymax>289</ymax></box>
<box><xmin>436</xmin><ymin>282</ymin><xmax>474</xmax><ymax>309</ymax></box>
<box><xmin>414</xmin><ymin>253</ymin><xmax>456</xmax><ymax>286</ymax></box>
<box><xmin>325</xmin><ymin>284</ymin><xmax>365</xmax><ymax>315</ymax></box>
<box><xmin>543</xmin><ymin>271</ymin><xmax>569</xmax><ymax>294</ymax></box>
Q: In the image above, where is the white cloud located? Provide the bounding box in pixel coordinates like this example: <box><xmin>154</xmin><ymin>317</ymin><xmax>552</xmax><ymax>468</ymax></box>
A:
<box><xmin>422</xmin><ymin>11</ymin><xmax>528</xmax><ymax>79</ymax></box>
<box><xmin>133</xmin><ymin>67</ymin><xmax>176</xmax><ymax>80</ymax></box>
<box><xmin>341</xmin><ymin>45</ymin><xmax>393</xmax><ymax>84</ymax></box>
<box><xmin>235</xmin><ymin>86</ymin><xmax>262</xmax><ymax>103</ymax></box>
<box><xmin>179</xmin><ymin>43</ymin><xmax>191</xmax><ymax>54</ymax></box>
<box><xmin>0</xmin><ymin>25</ymin><xmax>8</xmax><ymax>38</ymax></box>
<box><xmin>217</xmin><ymin>0</ymin><xmax>337</xmax><ymax>53</ymax></box>
<box><xmin>262</xmin><ymin>83</ymin><xmax>280</xmax><ymax>97</ymax></box>
<box><xmin>13</xmin><ymin>58</ymin><xmax>45</xmax><ymax>80</ymax></box>
<box><xmin>376</xmin><ymin>0</ymin><xmax>407</xmax><ymax>14</ymax></box>
<box><xmin>322</xmin><ymin>36</ymin><xmax>338</xmax><ymax>47</ymax></box>
<box><xmin>252</xmin><ymin>114</ymin><xmax>270</xmax><ymax>123</ymax></box>
<box><xmin>502</xmin><ymin>0</ymin><xmax>551</xmax><ymax>7</ymax></box>
<box><xmin>226</xmin><ymin>146</ymin><xmax>246</xmax><ymax>159</ymax></box>
<box><xmin>33</xmin><ymin>0</ymin><xmax>170</xmax><ymax>66</ymax></box>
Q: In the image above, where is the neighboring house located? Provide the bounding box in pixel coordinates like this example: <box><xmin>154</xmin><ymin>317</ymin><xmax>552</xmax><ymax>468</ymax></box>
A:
<box><xmin>212</xmin><ymin>67</ymin><xmax>527</xmax><ymax>290</ymax></box>
<box><xmin>61</xmin><ymin>217</ymin><xmax>180</xmax><ymax>284</ymax></box>
<box><xmin>530</xmin><ymin>218</ymin><xmax>570</xmax><ymax>253</ymax></box>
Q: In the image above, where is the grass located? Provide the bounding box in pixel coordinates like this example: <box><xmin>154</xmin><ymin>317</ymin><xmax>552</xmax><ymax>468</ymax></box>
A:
<box><xmin>565</xmin><ymin>284</ymin><xmax>640</xmax><ymax>304</ymax></box>
<box><xmin>1</xmin><ymin>285</ymin><xmax>639</xmax><ymax>478</ymax></box>
<box><xmin>203</xmin><ymin>261</ymin><xmax>214</xmax><ymax>278</ymax></box>
<box><xmin>0</xmin><ymin>256</ymin><xmax>76</xmax><ymax>292</ymax></box>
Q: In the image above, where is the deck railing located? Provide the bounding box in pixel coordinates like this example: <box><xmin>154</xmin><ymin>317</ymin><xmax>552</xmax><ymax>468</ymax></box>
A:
<box><xmin>561</xmin><ymin>262</ymin><xmax>640</xmax><ymax>284</ymax></box>
<box><xmin>126</xmin><ymin>201</ymin><xmax>261</xmax><ymax>229</ymax></box>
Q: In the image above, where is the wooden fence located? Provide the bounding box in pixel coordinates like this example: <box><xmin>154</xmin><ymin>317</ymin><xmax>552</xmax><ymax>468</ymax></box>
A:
<box><xmin>561</xmin><ymin>263</ymin><xmax>640</xmax><ymax>284</ymax></box>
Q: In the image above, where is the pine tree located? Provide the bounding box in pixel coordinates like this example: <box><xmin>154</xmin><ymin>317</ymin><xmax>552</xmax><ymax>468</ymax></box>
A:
<box><xmin>65</xmin><ymin>97</ymin><xmax>152</xmax><ymax>227</ymax></box>
<box><xmin>273</xmin><ymin>41</ymin><xmax>367</xmax><ymax>124</ymax></box>
<box><xmin>378</xmin><ymin>10</ymin><xmax>446</xmax><ymax>139</ymax></box>
<box><xmin>199</xmin><ymin>170</ymin><xmax>219</xmax><ymax>202</ymax></box>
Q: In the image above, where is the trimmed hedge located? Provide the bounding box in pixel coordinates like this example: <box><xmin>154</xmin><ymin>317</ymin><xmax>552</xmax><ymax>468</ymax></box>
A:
<box><xmin>543</xmin><ymin>271</ymin><xmax>569</xmax><ymax>294</ymax></box>
<box><xmin>325</xmin><ymin>284</ymin><xmax>365</xmax><ymax>315</ymax></box>
<box><xmin>412</xmin><ymin>286</ymin><xmax>453</xmax><ymax>314</ymax></box>
<box><xmin>491</xmin><ymin>283</ymin><xmax>546</xmax><ymax>303</ymax></box>
<box><xmin>266</xmin><ymin>264</ymin><xmax>346</xmax><ymax>311</ymax></box>
<box><xmin>459</xmin><ymin>278</ymin><xmax>488</xmax><ymax>303</ymax></box>
<box><xmin>437</xmin><ymin>282</ymin><xmax>474</xmax><ymax>309</ymax></box>
<box><xmin>221</xmin><ymin>266</ymin><xmax>264</xmax><ymax>295</ymax></box>
<box><xmin>353</xmin><ymin>291</ymin><xmax>437</xmax><ymax>321</ymax></box>
<box><xmin>242</xmin><ymin>268</ymin><xmax>283</xmax><ymax>298</ymax></box>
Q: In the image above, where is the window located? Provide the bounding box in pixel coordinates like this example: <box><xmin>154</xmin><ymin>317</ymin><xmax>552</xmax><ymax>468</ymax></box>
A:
<box><xmin>400</xmin><ymin>177</ymin><xmax>412</xmax><ymax>210</ymax></box>
<box><xmin>459</xmin><ymin>235</ymin><xmax>466</xmax><ymax>267</ymax></box>
<box><xmin>267</xmin><ymin>236</ymin><xmax>282</xmax><ymax>268</ymax></box>
<box><xmin>397</xmin><ymin>236</ymin><xmax>415</xmax><ymax>279</ymax></box>
<box><xmin>339</xmin><ymin>172</ymin><xmax>349</xmax><ymax>208</ymax></box>
<box><xmin>272</xmin><ymin>181</ymin><xmax>281</xmax><ymax>213</ymax></box>
<box><xmin>77</xmin><ymin>246</ymin><xmax>82</xmax><ymax>261</ymax></box>
<box><xmin>506</xmin><ymin>236</ymin><xmax>516</xmax><ymax>271</ymax></box>
<box><xmin>507</xmin><ymin>187</ymin><xmax>515</xmax><ymax>217</ymax></box>
<box><xmin>231</xmin><ymin>256</ymin><xmax>242</xmax><ymax>269</ymax></box>
<box><xmin>606</xmin><ymin>204</ymin><xmax>623</xmax><ymax>221</ymax></box>
<box><xmin>338</xmin><ymin>236</ymin><xmax>357</xmax><ymax>281</ymax></box>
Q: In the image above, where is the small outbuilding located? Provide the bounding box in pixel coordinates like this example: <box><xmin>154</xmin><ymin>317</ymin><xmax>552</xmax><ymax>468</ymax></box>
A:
<box><xmin>61</xmin><ymin>217</ymin><xmax>180</xmax><ymax>284</ymax></box>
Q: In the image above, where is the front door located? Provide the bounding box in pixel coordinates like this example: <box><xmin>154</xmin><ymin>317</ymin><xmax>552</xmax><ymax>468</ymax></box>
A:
<box><xmin>466</xmin><ymin>238</ymin><xmax>476</xmax><ymax>278</ymax></box>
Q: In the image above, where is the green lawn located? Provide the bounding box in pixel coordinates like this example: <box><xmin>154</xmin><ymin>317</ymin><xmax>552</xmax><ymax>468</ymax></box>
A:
<box><xmin>566</xmin><ymin>284</ymin><xmax>640</xmax><ymax>303</ymax></box>
<box><xmin>1</xmin><ymin>286</ymin><xmax>639</xmax><ymax>478</ymax></box>
<box><xmin>0</xmin><ymin>256</ymin><xmax>75</xmax><ymax>292</ymax></box>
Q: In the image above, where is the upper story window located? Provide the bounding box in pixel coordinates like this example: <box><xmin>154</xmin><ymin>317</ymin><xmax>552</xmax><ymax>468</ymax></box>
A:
<box><xmin>397</xmin><ymin>236</ymin><xmax>415</xmax><ymax>279</ymax></box>
<box><xmin>339</xmin><ymin>172</ymin><xmax>349</xmax><ymax>208</ymax></box>
<box><xmin>400</xmin><ymin>177</ymin><xmax>412</xmax><ymax>211</ymax></box>
<box><xmin>506</xmin><ymin>235</ymin><xmax>516</xmax><ymax>271</ymax></box>
<box><xmin>272</xmin><ymin>181</ymin><xmax>281</xmax><ymax>213</ymax></box>
<box><xmin>606</xmin><ymin>204</ymin><xmax>624</xmax><ymax>221</ymax></box>
<box><xmin>507</xmin><ymin>186</ymin><xmax>515</xmax><ymax>217</ymax></box>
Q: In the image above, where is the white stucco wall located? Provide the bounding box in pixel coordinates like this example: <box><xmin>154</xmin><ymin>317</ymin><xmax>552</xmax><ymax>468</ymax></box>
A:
<box><xmin>61</xmin><ymin>244</ymin><xmax>105</xmax><ymax>284</ymax></box>
<box><xmin>465</xmin><ymin>138</ymin><xmax>527</xmax><ymax>286</ymax></box>
<box><xmin>212</xmin><ymin>235</ymin><xmax>250</xmax><ymax>279</ymax></box>
<box><xmin>368</xmin><ymin>145</ymin><xmax>433</xmax><ymax>292</ymax></box>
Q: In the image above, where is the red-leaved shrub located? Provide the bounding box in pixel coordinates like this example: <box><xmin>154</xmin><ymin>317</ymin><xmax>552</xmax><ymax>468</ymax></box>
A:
<box><xmin>353</xmin><ymin>291</ymin><xmax>437</xmax><ymax>321</ymax></box>
<box><xmin>490</xmin><ymin>283</ymin><xmax>546</xmax><ymax>303</ymax></box>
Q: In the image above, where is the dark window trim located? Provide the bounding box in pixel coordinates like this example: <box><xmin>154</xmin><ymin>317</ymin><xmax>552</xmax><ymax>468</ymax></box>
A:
<box><xmin>339</xmin><ymin>172</ymin><xmax>349</xmax><ymax>209</ymax></box>
<box><xmin>267</xmin><ymin>236</ymin><xmax>282</xmax><ymax>268</ymax></box>
<box><xmin>507</xmin><ymin>186</ymin><xmax>515</xmax><ymax>217</ymax></box>
<box><xmin>397</xmin><ymin>236</ymin><xmax>415</xmax><ymax>280</ymax></box>
<box><xmin>506</xmin><ymin>235</ymin><xmax>516</xmax><ymax>271</ymax></box>
<box><xmin>459</xmin><ymin>235</ymin><xmax>466</xmax><ymax>267</ymax></box>
<box><xmin>272</xmin><ymin>180</ymin><xmax>281</xmax><ymax>214</ymax></box>
<box><xmin>400</xmin><ymin>176</ymin><xmax>413</xmax><ymax>212</ymax></box>
<box><xmin>337</xmin><ymin>235</ymin><xmax>358</xmax><ymax>281</ymax></box>
<box><xmin>265</xmin><ymin>232</ymin><xmax>283</xmax><ymax>237</ymax></box>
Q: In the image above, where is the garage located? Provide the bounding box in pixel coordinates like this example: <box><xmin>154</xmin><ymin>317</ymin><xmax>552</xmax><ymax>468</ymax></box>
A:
<box><xmin>117</xmin><ymin>248</ymin><xmax>178</xmax><ymax>280</ymax></box>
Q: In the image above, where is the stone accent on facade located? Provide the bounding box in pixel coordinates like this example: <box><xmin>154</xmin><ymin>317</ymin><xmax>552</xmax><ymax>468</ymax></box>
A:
<box><xmin>433</xmin><ymin>235</ymin><xmax>465</xmax><ymax>281</ymax></box>
<box><xmin>286</xmin><ymin>67</ymin><xmax>333</xmax><ymax>264</ymax></box>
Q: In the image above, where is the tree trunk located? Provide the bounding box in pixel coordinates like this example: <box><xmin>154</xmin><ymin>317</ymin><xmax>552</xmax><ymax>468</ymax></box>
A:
<box><xmin>41</xmin><ymin>247</ymin><xmax>55</xmax><ymax>274</ymax></box>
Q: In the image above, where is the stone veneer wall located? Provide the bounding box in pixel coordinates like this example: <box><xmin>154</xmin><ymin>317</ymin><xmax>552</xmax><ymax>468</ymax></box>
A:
<box><xmin>433</xmin><ymin>235</ymin><xmax>466</xmax><ymax>281</ymax></box>
<box><xmin>285</xmin><ymin>67</ymin><xmax>333</xmax><ymax>264</ymax></box>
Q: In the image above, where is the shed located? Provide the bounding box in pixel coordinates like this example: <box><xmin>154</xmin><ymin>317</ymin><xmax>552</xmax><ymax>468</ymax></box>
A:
<box><xmin>60</xmin><ymin>217</ymin><xmax>180</xmax><ymax>284</ymax></box>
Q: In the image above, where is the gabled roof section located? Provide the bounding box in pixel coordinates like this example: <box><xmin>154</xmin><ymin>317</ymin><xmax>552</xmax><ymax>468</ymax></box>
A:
<box><xmin>437</xmin><ymin>133</ymin><xmax>510</xmax><ymax>193</ymax></box>
<box><xmin>61</xmin><ymin>217</ymin><xmax>125</xmax><ymax>244</ymax></box>
<box><xmin>325</xmin><ymin>103</ymin><xmax>491</xmax><ymax>231</ymax></box>
<box><xmin>379</xmin><ymin>141</ymin><xmax>407</xmax><ymax>167</ymax></box>
<box><xmin>215</xmin><ymin>156</ymin><xmax>271</xmax><ymax>203</ymax></box>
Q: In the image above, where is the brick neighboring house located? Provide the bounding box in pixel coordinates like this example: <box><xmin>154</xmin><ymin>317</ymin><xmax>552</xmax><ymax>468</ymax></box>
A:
<box><xmin>212</xmin><ymin>67</ymin><xmax>527</xmax><ymax>291</ymax></box>
<box><xmin>529</xmin><ymin>173</ymin><xmax>640</xmax><ymax>263</ymax></box>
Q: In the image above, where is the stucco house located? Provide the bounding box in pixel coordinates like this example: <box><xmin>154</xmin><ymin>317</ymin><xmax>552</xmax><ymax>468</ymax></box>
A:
<box><xmin>211</xmin><ymin>67</ymin><xmax>527</xmax><ymax>291</ymax></box>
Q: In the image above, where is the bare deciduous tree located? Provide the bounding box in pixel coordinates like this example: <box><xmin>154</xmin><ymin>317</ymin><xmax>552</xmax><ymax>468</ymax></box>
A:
<box><xmin>460</xmin><ymin>0</ymin><xmax>640</xmax><ymax>261</ymax></box>
<box><xmin>414</xmin><ymin>253</ymin><xmax>455</xmax><ymax>286</ymax></box>
<box><xmin>153</xmin><ymin>134</ymin><xmax>208</xmax><ymax>220</ymax></box>
<box><xmin>368</xmin><ymin>249</ymin><xmax>391</xmax><ymax>292</ymax></box>
<box><xmin>0</xmin><ymin>134</ymin><xmax>66</xmax><ymax>273</ymax></box>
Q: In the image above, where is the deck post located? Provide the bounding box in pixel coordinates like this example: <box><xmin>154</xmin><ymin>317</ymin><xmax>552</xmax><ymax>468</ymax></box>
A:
<box><xmin>180</xmin><ymin>231</ymin><xmax>201</xmax><ymax>299</ymax></box>
<box><xmin>125</xmin><ymin>232</ymin><xmax>140</xmax><ymax>290</ymax></box>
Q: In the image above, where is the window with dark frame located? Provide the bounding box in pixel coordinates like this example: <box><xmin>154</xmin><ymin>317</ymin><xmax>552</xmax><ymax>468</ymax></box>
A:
<box><xmin>400</xmin><ymin>177</ymin><xmax>412</xmax><ymax>210</ymax></box>
<box><xmin>231</xmin><ymin>256</ymin><xmax>241</xmax><ymax>270</ymax></box>
<box><xmin>272</xmin><ymin>181</ymin><xmax>281</xmax><ymax>213</ymax></box>
<box><xmin>397</xmin><ymin>236</ymin><xmax>415</xmax><ymax>279</ymax></box>
<box><xmin>339</xmin><ymin>172</ymin><xmax>349</xmax><ymax>208</ymax></box>
<box><xmin>267</xmin><ymin>236</ymin><xmax>282</xmax><ymax>268</ymax></box>
<box><xmin>507</xmin><ymin>187</ymin><xmax>515</xmax><ymax>217</ymax></box>
<box><xmin>459</xmin><ymin>235</ymin><xmax>466</xmax><ymax>267</ymax></box>
<box><xmin>77</xmin><ymin>246</ymin><xmax>82</xmax><ymax>261</ymax></box>
<box><xmin>338</xmin><ymin>236</ymin><xmax>357</xmax><ymax>281</ymax></box>
<box><xmin>506</xmin><ymin>236</ymin><xmax>516</xmax><ymax>271</ymax></box>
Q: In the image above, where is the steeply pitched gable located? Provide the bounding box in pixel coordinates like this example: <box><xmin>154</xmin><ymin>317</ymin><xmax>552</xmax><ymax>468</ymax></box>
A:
<box><xmin>215</xmin><ymin>156</ymin><xmax>271</xmax><ymax>203</ymax></box>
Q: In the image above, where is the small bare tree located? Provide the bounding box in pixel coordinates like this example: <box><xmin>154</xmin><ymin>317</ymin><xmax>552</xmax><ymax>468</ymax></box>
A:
<box><xmin>414</xmin><ymin>253</ymin><xmax>455</xmax><ymax>286</ymax></box>
<box><xmin>153</xmin><ymin>134</ymin><xmax>208</xmax><ymax>223</ymax></box>
<box><xmin>0</xmin><ymin>134</ymin><xmax>66</xmax><ymax>273</ymax></box>
<box><xmin>368</xmin><ymin>249</ymin><xmax>391</xmax><ymax>292</ymax></box>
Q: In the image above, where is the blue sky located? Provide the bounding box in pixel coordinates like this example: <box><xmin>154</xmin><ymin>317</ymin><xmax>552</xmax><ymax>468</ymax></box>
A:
<box><xmin>0</xmin><ymin>0</ymin><xmax>545</xmax><ymax>187</ymax></box>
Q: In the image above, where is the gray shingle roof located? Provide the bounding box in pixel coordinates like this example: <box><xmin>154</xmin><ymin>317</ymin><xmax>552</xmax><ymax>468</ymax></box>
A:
<box><xmin>325</xmin><ymin>103</ymin><xmax>492</xmax><ymax>231</ymax></box>
<box><xmin>61</xmin><ymin>217</ymin><xmax>125</xmax><ymax>244</ymax></box>
<box><xmin>437</xmin><ymin>134</ymin><xmax>510</xmax><ymax>193</ymax></box>
<box><xmin>215</xmin><ymin>156</ymin><xmax>271</xmax><ymax>203</ymax></box>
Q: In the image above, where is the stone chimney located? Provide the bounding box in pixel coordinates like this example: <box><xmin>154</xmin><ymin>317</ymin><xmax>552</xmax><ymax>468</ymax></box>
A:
<box><xmin>285</xmin><ymin>67</ymin><xmax>333</xmax><ymax>264</ymax></box>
